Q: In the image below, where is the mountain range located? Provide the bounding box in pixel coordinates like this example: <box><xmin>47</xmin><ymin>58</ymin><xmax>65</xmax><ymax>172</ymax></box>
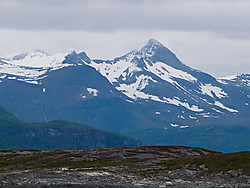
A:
<box><xmin>0</xmin><ymin>39</ymin><xmax>249</xmax><ymax>152</ymax></box>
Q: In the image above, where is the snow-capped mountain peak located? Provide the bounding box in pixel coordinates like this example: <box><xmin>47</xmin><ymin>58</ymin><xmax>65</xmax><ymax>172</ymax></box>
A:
<box><xmin>26</xmin><ymin>49</ymin><xmax>49</xmax><ymax>57</ymax></box>
<box><xmin>0</xmin><ymin>40</ymin><xmax>245</xmax><ymax>116</ymax></box>
<box><xmin>1</xmin><ymin>49</ymin><xmax>74</xmax><ymax>68</ymax></box>
<box><xmin>81</xmin><ymin>40</ymin><xmax>242</xmax><ymax>116</ymax></box>
<box><xmin>0</xmin><ymin>39</ymin><xmax>249</xmax><ymax>135</ymax></box>
<box><xmin>139</xmin><ymin>39</ymin><xmax>164</xmax><ymax>57</ymax></box>
<box><xmin>145</xmin><ymin>38</ymin><xmax>164</xmax><ymax>48</ymax></box>
<box><xmin>85</xmin><ymin>40</ymin><xmax>197</xmax><ymax>107</ymax></box>
<box><xmin>0</xmin><ymin>49</ymin><xmax>78</xmax><ymax>85</ymax></box>
<box><xmin>3</xmin><ymin>49</ymin><xmax>48</xmax><ymax>61</ymax></box>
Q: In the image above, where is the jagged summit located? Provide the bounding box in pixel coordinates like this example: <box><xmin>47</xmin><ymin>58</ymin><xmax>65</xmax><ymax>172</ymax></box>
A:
<box><xmin>145</xmin><ymin>38</ymin><xmax>164</xmax><ymax>47</ymax></box>
<box><xmin>218</xmin><ymin>73</ymin><xmax>250</xmax><ymax>87</ymax></box>
<box><xmin>140</xmin><ymin>38</ymin><xmax>164</xmax><ymax>53</ymax></box>
<box><xmin>219</xmin><ymin>73</ymin><xmax>250</xmax><ymax>80</ymax></box>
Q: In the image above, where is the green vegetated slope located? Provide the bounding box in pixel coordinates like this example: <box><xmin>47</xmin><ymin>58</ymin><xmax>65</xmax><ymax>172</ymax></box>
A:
<box><xmin>0</xmin><ymin>106</ymin><xmax>141</xmax><ymax>150</ymax></box>
<box><xmin>0</xmin><ymin>146</ymin><xmax>249</xmax><ymax>176</ymax></box>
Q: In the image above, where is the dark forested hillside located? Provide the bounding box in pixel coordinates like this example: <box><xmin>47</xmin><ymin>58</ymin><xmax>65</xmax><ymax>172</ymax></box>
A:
<box><xmin>0</xmin><ymin>105</ymin><xmax>141</xmax><ymax>150</ymax></box>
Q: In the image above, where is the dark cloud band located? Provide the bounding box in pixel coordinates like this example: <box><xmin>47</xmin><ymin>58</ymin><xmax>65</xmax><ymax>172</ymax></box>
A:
<box><xmin>0</xmin><ymin>0</ymin><xmax>249</xmax><ymax>39</ymax></box>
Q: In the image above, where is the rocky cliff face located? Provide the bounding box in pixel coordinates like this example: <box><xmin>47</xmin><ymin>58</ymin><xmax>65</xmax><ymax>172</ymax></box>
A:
<box><xmin>0</xmin><ymin>146</ymin><xmax>249</xmax><ymax>187</ymax></box>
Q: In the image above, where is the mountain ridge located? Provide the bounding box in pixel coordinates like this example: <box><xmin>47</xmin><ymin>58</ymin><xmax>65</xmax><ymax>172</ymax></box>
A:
<box><xmin>0</xmin><ymin>39</ymin><xmax>249</xmax><ymax>152</ymax></box>
<box><xmin>0</xmin><ymin>39</ymin><xmax>249</xmax><ymax>122</ymax></box>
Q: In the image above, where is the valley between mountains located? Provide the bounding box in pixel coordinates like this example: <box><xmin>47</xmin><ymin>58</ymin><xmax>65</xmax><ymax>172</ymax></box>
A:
<box><xmin>0</xmin><ymin>39</ymin><xmax>249</xmax><ymax>152</ymax></box>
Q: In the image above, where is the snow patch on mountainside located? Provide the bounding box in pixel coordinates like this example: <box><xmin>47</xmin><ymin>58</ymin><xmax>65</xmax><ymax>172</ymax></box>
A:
<box><xmin>116</xmin><ymin>75</ymin><xmax>157</xmax><ymax>99</ymax></box>
<box><xmin>8</xmin><ymin>76</ymin><xmax>16</xmax><ymax>80</ymax></box>
<box><xmin>200</xmin><ymin>84</ymin><xmax>227</xmax><ymax>98</ymax></box>
<box><xmin>212</xmin><ymin>108</ymin><xmax>225</xmax><ymax>114</ymax></box>
<box><xmin>171</xmin><ymin>123</ymin><xmax>178</xmax><ymax>127</ymax></box>
<box><xmin>0</xmin><ymin>74</ymin><xmax>6</xmax><ymax>79</ymax></box>
<box><xmin>116</xmin><ymin>77</ymin><xmax>204</xmax><ymax>112</ymax></box>
<box><xmin>203</xmin><ymin>98</ymin><xmax>238</xmax><ymax>113</ymax></box>
<box><xmin>86</xmin><ymin>52</ymin><xmax>141</xmax><ymax>83</ymax></box>
<box><xmin>214</xmin><ymin>101</ymin><xmax>238</xmax><ymax>113</ymax></box>
<box><xmin>180</xmin><ymin>125</ymin><xmax>189</xmax><ymax>129</ymax></box>
<box><xmin>0</xmin><ymin>62</ymin><xmax>47</xmax><ymax>79</ymax></box>
<box><xmin>87</xmin><ymin>88</ymin><xmax>98</xmax><ymax>96</ymax></box>
<box><xmin>144</xmin><ymin>61</ymin><xmax>197</xmax><ymax>84</ymax></box>
<box><xmin>189</xmin><ymin>115</ymin><xmax>197</xmax><ymax>119</ymax></box>
<box><xmin>163</xmin><ymin>97</ymin><xmax>203</xmax><ymax>112</ymax></box>
<box><xmin>24</xmin><ymin>80</ymin><xmax>39</xmax><ymax>84</ymax></box>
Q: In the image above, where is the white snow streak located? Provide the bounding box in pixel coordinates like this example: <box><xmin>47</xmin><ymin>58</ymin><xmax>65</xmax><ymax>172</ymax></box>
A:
<box><xmin>0</xmin><ymin>74</ymin><xmax>6</xmax><ymax>79</ymax></box>
<box><xmin>212</xmin><ymin>108</ymin><xmax>224</xmax><ymax>114</ymax></box>
<box><xmin>214</xmin><ymin>101</ymin><xmax>238</xmax><ymax>113</ymax></box>
<box><xmin>180</xmin><ymin>126</ymin><xmax>189</xmax><ymax>129</ymax></box>
<box><xmin>144</xmin><ymin>61</ymin><xmax>197</xmax><ymax>84</ymax></box>
<box><xmin>163</xmin><ymin>97</ymin><xmax>203</xmax><ymax>112</ymax></box>
<box><xmin>171</xmin><ymin>123</ymin><xmax>178</xmax><ymax>127</ymax></box>
<box><xmin>189</xmin><ymin>115</ymin><xmax>197</xmax><ymax>119</ymax></box>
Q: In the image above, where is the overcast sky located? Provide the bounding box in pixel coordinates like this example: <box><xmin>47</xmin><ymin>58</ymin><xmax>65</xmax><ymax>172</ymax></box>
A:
<box><xmin>0</xmin><ymin>0</ymin><xmax>249</xmax><ymax>77</ymax></box>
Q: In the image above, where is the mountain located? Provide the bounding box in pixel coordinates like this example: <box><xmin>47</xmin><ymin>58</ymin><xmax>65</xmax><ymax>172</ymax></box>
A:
<box><xmin>0</xmin><ymin>39</ymin><xmax>249</xmax><ymax>152</ymax></box>
<box><xmin>218</xmin><ymin>73</ymin><xmax>250</xmax><ymax>88</ymax></box>
<box><xmin>0</xmin><ymin>49</ymin><xmax>162</xmax><ymax>132</ymax></box>
<box><xmin>0</xmin><ymin>105</ymin><xmax>141</xmax><ymax>150</ymax></box>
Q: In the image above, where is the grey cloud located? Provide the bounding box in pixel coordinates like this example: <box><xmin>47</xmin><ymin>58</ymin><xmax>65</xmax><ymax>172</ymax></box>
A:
<box><xmin>0</xmin><ymin>0</ymin><xmax>250</xmax><ymax>39</ymax></box>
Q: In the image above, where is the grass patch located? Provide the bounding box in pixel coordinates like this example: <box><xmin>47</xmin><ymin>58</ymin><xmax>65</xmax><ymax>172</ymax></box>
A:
<box><xmin>0</xmin><ymin>147</ymin><xmax>249</xmax><ymax>176</ymax></box>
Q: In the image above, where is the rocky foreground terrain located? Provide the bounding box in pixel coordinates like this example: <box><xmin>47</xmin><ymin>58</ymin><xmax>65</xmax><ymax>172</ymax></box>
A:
<box><xmin>0</xmin><ymin>146</ymin><xmax>249</xmax><ymax>187</ymax></box>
